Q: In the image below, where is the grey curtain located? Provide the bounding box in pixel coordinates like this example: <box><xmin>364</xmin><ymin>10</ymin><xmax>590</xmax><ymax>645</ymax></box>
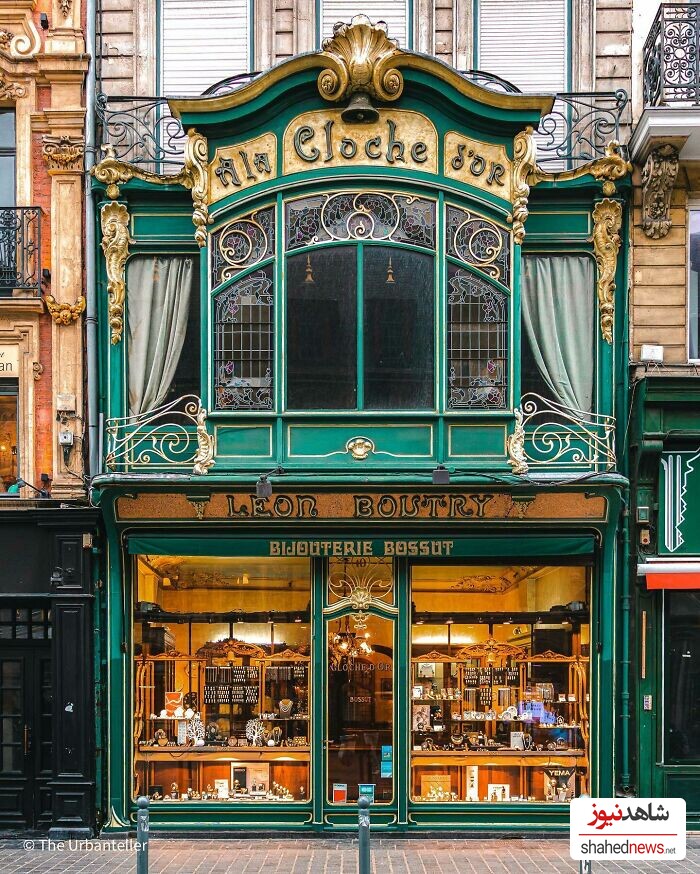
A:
<box><xmin>127</xmin><ymin>255</ymin><xmax>194</xmax><ymax>415</ymax></box>
<box><xmin>521</xmin><ymin>254</ymin><xmax>595</xmax><ymax>412</ymax></box>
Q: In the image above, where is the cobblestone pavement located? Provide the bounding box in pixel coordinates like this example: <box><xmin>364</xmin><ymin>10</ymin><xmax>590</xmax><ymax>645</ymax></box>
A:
<box><xmin>1</xmin><ymin>837</ymin><xmax>700</xmax><ymax>874</ymax></box>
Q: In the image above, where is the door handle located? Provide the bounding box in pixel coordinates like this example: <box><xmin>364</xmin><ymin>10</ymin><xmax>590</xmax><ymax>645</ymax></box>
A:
<box><xmin>23</xmin><ymin>725</ymin><xmax>31</xmax><ymax>755</ymax></box>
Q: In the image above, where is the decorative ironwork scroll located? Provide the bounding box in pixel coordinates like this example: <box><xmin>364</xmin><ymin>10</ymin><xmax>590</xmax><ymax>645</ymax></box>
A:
<box><xmin>446</xmin><ymin>204</ymin><xmax>510</xmax><ymax>286</ymax></box>
<box><xmin>517</xmin><ymin>392</ymin><xmax>616</xmax><ymax>471</ymax></box>
<box><xmin>327</xmin><ymin>557</ymin><xmax>395</xmax><ymax>628</ymax></box>
<box><xmin>643</xmin><ymin>3</ymin><xmax>700</xmax><ymax>105</ymax></box>
<box><xmin>100</xmin><ymin>202</ymin><xmax>130</xmax><ymax>345</ymax></box>
<box><xmin>0</xmin><ymin>207</ymin><xmax>40</xmax><ymax>295</ymax></box>
<box><xmin>592</xmin><ymin>198</ymin><xmax>622</xmax><ymax>344</ymax></box>
<box><xmin>318</xmin><ymin>14</ymin><xmax>403</xmax><ymax>104</ymax></box>
<box><xmin>211</xmin><ymin>206</ymin><xmax>275</xmax><ymax>288</ymax></box>
<box><xmin>642</xmin><ymin>144</ymin><xmax>679</xmax><ymax>239</ymax></box>
<box><xmin>105</xmin><ymin>394</ymin><xmax>215</xmax><ymax>474</ymax></box>
<box><xmin>447</xmin><ymin>268</ymin><xmax>508</xmax><ymax>409</ymax></box>
<box><xmin>95</xmin><ymin>94</ymin><xmax>188</xmax><ymax>169</ymax></box>
<box><xmin>285</xmin><ymin>191</ymin><xmax>435</xmax><ymax>251</ymax></box>
<box><xmin>214</xmin><ymin>267</ymin><xmax>274</xmax><ymax>410</ymax></box>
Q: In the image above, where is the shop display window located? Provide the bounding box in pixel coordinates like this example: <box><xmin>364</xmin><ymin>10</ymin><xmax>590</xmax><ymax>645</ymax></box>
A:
<box><xmin>665</xmin><ymin>591</ymin><xmax>700</xmax><ymax>762</ymax></box>
<box><xmin>133</xmin><ymin>556</ymin><xmax>311</xmax><ymax>803</ymax></box>
<box><xmin>411</xmin><ymin>564</ymin><xmax>589</xmax><ymax>804</ymax></box>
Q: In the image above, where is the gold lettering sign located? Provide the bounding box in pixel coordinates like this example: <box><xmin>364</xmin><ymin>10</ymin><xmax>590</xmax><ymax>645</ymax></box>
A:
<box><xmin>0</xmin><ymin>346</ymin><xmax>19</xmax><ymax>376</ymax></box>
<box><xmin>283</xmin><ymin>110</ymin><xmax>438</xmax><ymax>175</ymax></box>
<box><xmin>209</xmin><ymin>133</ymin><xmax>277</xmax><ymax>204</ymax></box>
<box><xmin>116</xmin><ymin>491</ymin><xmax>607</xmax><ymax>522</ymax></box>
<box><xmin>444</xmin><ymin>132</ymin><xmax>512</xmax><ymax>198</ymax></box>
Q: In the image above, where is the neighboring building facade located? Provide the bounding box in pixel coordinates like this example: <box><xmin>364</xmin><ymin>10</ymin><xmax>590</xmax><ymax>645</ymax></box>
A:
<box><xmin>92</xmin><ymin>3</ymin><xmax>635</xmax><ymax>833</ymax></box>
<box><xmin>0</xmin><ymin>0</ymin><xmax>98</xmax><ymax>837</ymax></box>
<box><xmin>628</xmin><ymin>0</ymin><xmax>700</xmax><ymax>823</ymax></box>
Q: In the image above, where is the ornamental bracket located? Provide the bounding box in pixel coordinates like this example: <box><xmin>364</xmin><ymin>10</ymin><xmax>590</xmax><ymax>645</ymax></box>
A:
<box><xmin>510</xmin><ymin>127</ymin><xmax>537</xmax><ymax>245</ymax></box>
<box><xmin>529</xmin><ymin>140</ymin><xmax>632</xmax><ymax>195</ymax></box>
<box><xmin>641</xmin><ymin>144</ymin><xmax>679</xmax><ymax>239</ymax></box>
<box><xmin>506</xmin><ymin>408</ymin><xmax>529</xmax><ymax>475</ymax></box>
<box><xmin>100</xmin><ymin>202</ymin><xmax>131</xmax><ymax>345</ymax></box>
<box><xmin>592</xmin><ymin>198</ymin><xmax>622</xmax><ymax>344</ymax></box>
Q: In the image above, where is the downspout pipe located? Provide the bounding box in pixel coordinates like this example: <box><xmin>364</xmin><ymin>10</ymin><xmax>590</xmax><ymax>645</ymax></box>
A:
<box><xmin>85</xmin><ymin>0</ymin><xmax>99</xmax><ymax>479</ymax></box>
<box><xmin>619</xmin><ymin>491</ymin><xmax>632</xmax><ymax>791</ymax></box>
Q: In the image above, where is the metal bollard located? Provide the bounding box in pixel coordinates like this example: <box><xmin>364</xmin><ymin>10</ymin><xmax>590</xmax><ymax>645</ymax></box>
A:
<box><xmin>358</xmin><ymin>795</ymin><xmax>371</xmax><ymax>874</ymax></box>
<box><xmin>136</xmin><ymin>796</ymin><xmax>149</xmax><ymax>874</ymax></box>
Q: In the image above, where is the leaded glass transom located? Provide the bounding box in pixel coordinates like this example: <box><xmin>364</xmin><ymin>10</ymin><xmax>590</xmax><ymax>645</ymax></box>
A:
<box><xmin>214</xmin><ymin>266</ymin><xmax>273</xmax><ymax>410</ymax></box>
<box><xmin>446</xmin><ymin>205</ymin><xmax>510</xmax><ymax>286</ymax></box>
<box><xmin>285</xmin><ymin>192</ymin><xmax>436</xmax><ymax>251</ymax></box>
<box><xmin>447</xmin><ymin>266</ymin><xmax>508</xmax><ymax>409</ymax></box>
<box><xmin>211</xmin><ymin>206</ymin><xmax>275</xmax><ymax>288</ymax></box>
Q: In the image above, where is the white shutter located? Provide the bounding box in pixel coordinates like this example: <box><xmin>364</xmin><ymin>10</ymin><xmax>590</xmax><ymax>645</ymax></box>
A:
<box><xmin>161</xmin><ymin>0</ymin><xmax>250</xmax><ymax>96</ymax></box>
<box><xmin>320</xmin><ymin>2</ymin><xmax>409</xmax><ymax>50</ymax></box>
<box><xmin>477</xmin><ymin>0</ymin><xmax>567</xmax><ymax>93</ymax></box>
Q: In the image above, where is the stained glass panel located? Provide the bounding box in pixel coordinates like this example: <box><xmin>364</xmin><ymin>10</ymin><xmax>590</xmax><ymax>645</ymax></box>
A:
<box><xmin>211</xmin><ymin>206</ymin><xmax>275</xmax><ymax>288</ymax></box>
<box><xmin>446</xmin><ymin>205</ymin><xmax>510</xmax><ymax>286</ymax></box>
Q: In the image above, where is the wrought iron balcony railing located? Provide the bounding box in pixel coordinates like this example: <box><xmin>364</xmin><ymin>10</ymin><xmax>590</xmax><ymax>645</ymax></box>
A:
<box><xmin>0</xmin><ymin>207</ymin><xmax>41</xmax><ymax>296</ymax></box>
<box><xmin>95</xmin><ymin>85</ymin><xmax>629</xmax><ymax>171</ymax></box>
<box><xmin>644</xmin><ymin>3</ymin><xmax>700</xmax><ymax>105</ymax></box>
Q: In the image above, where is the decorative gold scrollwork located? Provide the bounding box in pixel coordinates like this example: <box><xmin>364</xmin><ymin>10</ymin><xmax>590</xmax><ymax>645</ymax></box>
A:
<box><xmin>100</xmin><ymin>202</ymin><xmax>131</xmax><ymax>345</ymax></box>
<box><xmin>44</xmin><ymin>294</ymin><xmax>86</xmax><ymax>325</ymax></box>
<box><xmin>507</xmin><ymin>407</ymin><xmax>529</xmax><ymax>475</ymax></box>
<box><xmin>529</xmin><ymin>140</ymin><xmax>632</xmax><ymax>192</ymax></box>
<box><xmin>318</xmin><ymin>15</ymin><xmax>403</xmax><ymax>104</ymax></box>
<box><xmin>592</xmin><ymin>198</ymin><xmax>622</xmax><ymax>344</ymax></box>
<box><xmin>510</xmin><ymin>128</ymin><xmax>537</xmax><ymax>245</ymax></box>
<box><xmin>346</xmin><ymin>437</ymin><xmax>375</xmax><ymax>460</ymax></box>
<box><xmin>192</xmin><ymin>403</ymin><xmax>215</xmax><ymax>475</ymax></box>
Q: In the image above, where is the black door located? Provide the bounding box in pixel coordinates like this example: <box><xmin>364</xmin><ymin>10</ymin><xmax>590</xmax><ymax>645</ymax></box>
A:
<box><xmin>0</xmin><ymin>605</ymin><xmax>53</xmax><ymax>830</ymax></box>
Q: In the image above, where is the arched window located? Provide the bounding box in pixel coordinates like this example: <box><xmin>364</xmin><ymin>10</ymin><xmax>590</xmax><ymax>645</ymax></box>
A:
<box><xmin>210</xmin><ymin>190</ymin><xmax>511</xmax><ymax>414</ymax></box>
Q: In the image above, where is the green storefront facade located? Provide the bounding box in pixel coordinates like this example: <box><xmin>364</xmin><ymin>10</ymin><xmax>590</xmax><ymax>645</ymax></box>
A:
<box><xmin>91</xmin><ymin>18</ymin><xmax>634</xmax><ymax>832</ymax></box>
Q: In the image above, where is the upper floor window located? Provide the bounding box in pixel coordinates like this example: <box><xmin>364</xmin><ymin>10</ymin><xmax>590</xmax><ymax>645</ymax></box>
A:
<box><xmin>319</xmin><ymin>2</ymin><xmax>410</xmax><ymax>48</ymax></box>
<box><xmin>0</xmin><ymin>110</ymin><xmax>15</xmax><ymax>207</ymax></box>
<box><xmin>476</xmin><ymin>0</ymin><xmax>569</xmax><ymax>93</ymax></box>
<box><xmin>161</xmin><ymin>0</ymin><xmax>250</xmax><ymax>96</ymax></box>
<box><xmin>210</xmin><ymin>191</ymin><xmax>512</xmax><ymax>414</ymax></box>
<box><xmin>689</xmin><ymin>209</ymin><xmax>700</xmax><ymax>361</ymax></box>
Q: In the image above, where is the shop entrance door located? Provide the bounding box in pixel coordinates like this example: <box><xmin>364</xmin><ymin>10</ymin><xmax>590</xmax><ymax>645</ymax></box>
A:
<box><xmin>0</xmin><ymin>607</ymin><xmax>53</xmax><ymax>829</ymax></box>
<box><xmin>322</xmin><ymin>558</ymin><xmax>398</xmax><ymax>826</ymax></box>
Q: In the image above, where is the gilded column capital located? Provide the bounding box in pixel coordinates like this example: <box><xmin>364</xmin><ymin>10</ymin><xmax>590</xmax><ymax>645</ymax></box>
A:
<box><xmin>511</xmin><ymin>127</ymin><xmax>537</xmax><ymax>245</ymax></box>
<box><xmin>42</xmin><ymin>134</ymin><xmax>85</xmax><ymax>172</ymax></box>
<box><xmin>100</xmin><ymin>202</ymin><xmax>131</xmax><ymax>345</ymax></box>
<box><xmin>592</xmin><ymin>198</ymin><xmax>622</xmax><ymax>344</ymax></box>
<box><xmin>0</xmin><ymin>72</ymin><xmax>26</xmax><ymax>100</ymax></box>
<box><xmin>44</xmin><ymin>294</ymin><xmax>86</xmax><ymax>325</ymax></box>
<box><xmin>641</xmin><ymin>144</ymin><xmax>679</xmax><ymax>240</ymax></box>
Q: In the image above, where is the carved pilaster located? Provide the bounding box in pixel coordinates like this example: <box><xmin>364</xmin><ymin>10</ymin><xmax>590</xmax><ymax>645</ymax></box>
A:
<box><xmin>592</xmin><ymin>199</ymin><xmax>622</xmax><ymax>344</ymax></box>
<box><xmin>100</xmin><ymin>203</ymin><xmax>131</xmax><ymax>345</ymax></box>
<box><xmin>42</xmin><ymin>135</ymin><xmax>85</xmax><ymax>173</ymax></box>
<box><xmin>641</xmin><ymin>144</ymin><xmax>679</xmax><ymax>240</ymax></box>
<box><xmin>511</xmin><ymin>128</ymin><xmax>537</xmax><ymax>245</ymax></box>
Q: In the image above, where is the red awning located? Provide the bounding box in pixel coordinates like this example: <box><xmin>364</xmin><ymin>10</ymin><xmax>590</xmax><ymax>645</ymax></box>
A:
<box><xmin>647</xmin><ymin>573</ymin><xmax>700</xmax><ymax>590</ymax></box>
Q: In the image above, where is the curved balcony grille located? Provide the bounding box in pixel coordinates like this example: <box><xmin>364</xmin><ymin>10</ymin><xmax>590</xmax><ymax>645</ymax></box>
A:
<box><xmin>644</xmin><ymin>3</ymin><xmax>700</xmax><ymax>105</ymax></box>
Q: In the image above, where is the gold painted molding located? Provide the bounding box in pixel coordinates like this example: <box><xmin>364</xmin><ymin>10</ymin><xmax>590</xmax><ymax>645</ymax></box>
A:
<box><xmin>506</xmin><ymin>408</ymin><xmax>529</xmax><ymax>475</ymax></box>
<box><xmin>42</xmin><ymin>134</ymin><xmax>85</xmax><ymax>172</ymax></box>
<box><xmin>168</xmin><ymin>18</ymin><xmax>553</xmax><ymax>119</ymax></box>
<box><xmin>530</xmin><ymin>140</ymin><xmax>632</xmax><ymax>193</ymax></box>
<box><xmin>318</xmin><ymin>15</ymin><xmax>403</xmax><ymax>104</ymax></box>
<box><xmin>93</xmin><ymin>129</ymin><xmax>210</xmax><ymax>247</ymax></box>
<box><xmin>592</xmin><ymin>198</ymin><xmax>622</xmax><ymax>344</ymax></box>
<box><xmin>100</xmin><ymin>202</ymin><xmax>131</xmax><ymax>345</ymax></box>
<box><xmin>193</xmin><ymin>405</ymin><xmax>215</xmax><ymax>475</ymax></box>
<box><xmin>44</xmin><ymin>294</ymin><xmax>86</xmax><ymax>325</ymax></box>
<box><xmin>511</xmin><ymin>128</ymin><xmax>537</xmax><ymax>245</ymax></box>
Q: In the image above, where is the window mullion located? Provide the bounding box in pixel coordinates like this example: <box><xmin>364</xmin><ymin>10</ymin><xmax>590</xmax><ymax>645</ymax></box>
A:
<box><xmin>356</xmin><ymin>243</ymin><xmax>364</xmax><ymax>411</ymax></box>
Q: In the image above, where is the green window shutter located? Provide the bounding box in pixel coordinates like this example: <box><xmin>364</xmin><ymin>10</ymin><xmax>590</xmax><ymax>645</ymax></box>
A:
<box><xmin>320</xmin><ymin>1</ymin><xmax>409</xmax><ymax>49</ymax></box>
<box><xmin>161</xmin><ymin>0</ymin><xmax>250</xmax><ymax>96</ymax></box>
<box><xmin>476</xmin><ymin>0</ymin><xmax>568</xmax><ymax>93</ymax></box>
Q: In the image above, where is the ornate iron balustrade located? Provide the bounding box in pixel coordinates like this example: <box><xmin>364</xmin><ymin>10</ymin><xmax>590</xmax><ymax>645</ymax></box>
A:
<box><xmin>644</xmin><ymin>3</ymin><xmax>700</xmax><ymax>105</ymax></box>
<box><xmin>519</xmin><ymin>393</ymin><xmax>616</xmax><ymax>471</ymax></box>
<box><xmin>0</xmin><ymin>207</ymin><xmax>41</xmax><ymax>296</ymax></box>
<box><xmin>95</xmin><ymin>86</ymin><xmax>629</xmax><ymax>169</ymax></box>
<box><xmin>105</xmin><ymin>394</ymin><xmax>215</xmax><ymax>475</ymax></box>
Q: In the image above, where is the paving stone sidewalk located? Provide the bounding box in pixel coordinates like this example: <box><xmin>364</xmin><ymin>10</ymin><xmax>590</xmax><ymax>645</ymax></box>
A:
<box><xmin>1</xmin><ymin>838</ymin><xmax>700</xmax><ymax>874</ymax></box>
